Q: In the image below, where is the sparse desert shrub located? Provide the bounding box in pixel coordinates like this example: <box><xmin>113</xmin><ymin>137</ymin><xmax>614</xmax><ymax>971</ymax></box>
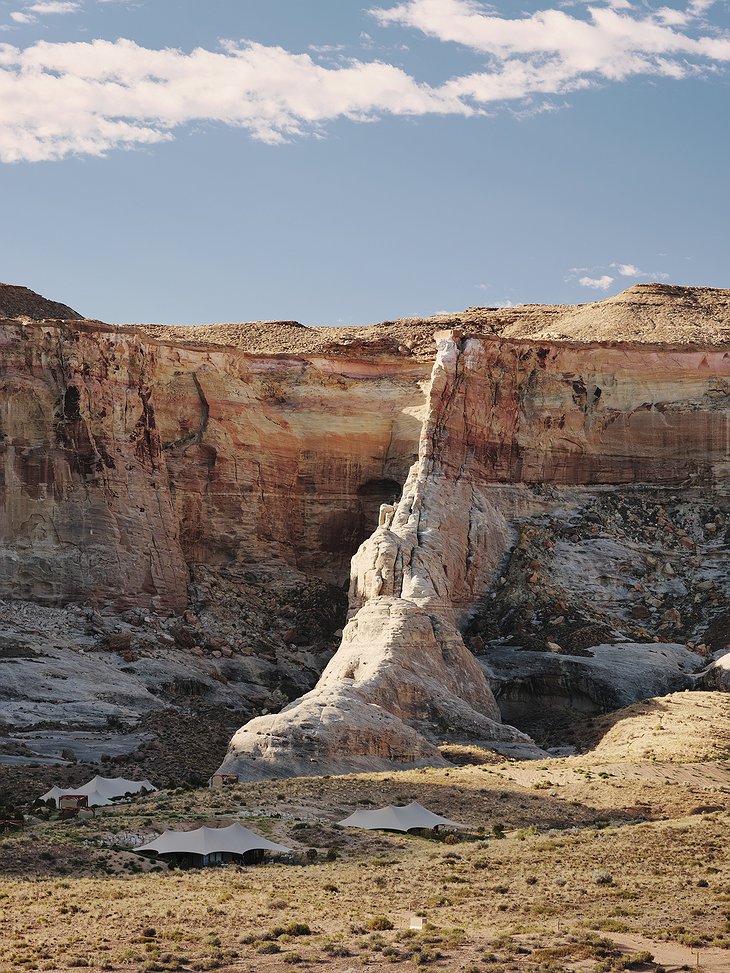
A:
<box><xmin>593</xmin><ymin>870</ymin><xmax>614</xmax><ymax>885</ymax></box>
<box><xmin>514</xmin><ymin>826</ymin><xmax>539</xmax><ymax>841</ymax></box>
<box><xmin>415</xmin><ymin>947</ymin><xmax>441</xmax><ymax>964</ymax></box>
<box><xmin>591</xmin><ymin>919</ymin><xmax>630</xmax><ymax>933</ymax></box>
<box><xmin>368</xmin><ymin>915</ymin><xmax>394</xmax><ymax>931</ymax></box>
<box><xmin>322</xmin><ymin>941</ymin><xmax>352</xmax><ymax>957</ymax></box>
<box><xmin>598</xmin><ymin>950</ymin><xmax>655</xmax><ymax>970</ymax></box>
<box><xmin>256</xmin><ymin>941</ymin><xmax>281</xmax><ymax>954</ymax></box>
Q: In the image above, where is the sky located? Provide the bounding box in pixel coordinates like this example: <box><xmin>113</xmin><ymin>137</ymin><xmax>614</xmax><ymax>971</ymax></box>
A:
<box><xmin>0</xmin><ymin>0</ymin><xmax>728</xmax><ymax>326</ymax></box>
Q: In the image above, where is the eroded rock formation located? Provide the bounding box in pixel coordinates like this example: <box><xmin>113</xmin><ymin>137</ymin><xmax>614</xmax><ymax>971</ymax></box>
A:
<box><xmin>220</xmin><ymin>335</ymin><xmax>537</xmax><ymax>779</ymax></box>
<box><xmin>220</xmin><ymin>317</ymin><xmax>730</xmax><ymax>778</ymax></box>
<box><xmin>1</xmin><ymin>282</ymin><xmax>730</xmax><ymax>782</ymax></box>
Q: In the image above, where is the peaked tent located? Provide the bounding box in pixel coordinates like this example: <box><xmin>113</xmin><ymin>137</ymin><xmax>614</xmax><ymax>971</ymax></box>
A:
<box><xmin>338</xmin><ymin>801</ymin><xmax>465</xmax><ymax>833</ymax></box>
<box><xmin>39</xmin><ymin>776</ymin><xmax>156</xmax><ymax>808</ymax></box>
<box><xmin>37</xmin><ymin>786</ymin><xmax>68</xmax><ymax>806</ymax></box>
<box><xmin>137</xmin><ymin>823</ymin><xmax>290</xmax><ymax>864</ymax></box>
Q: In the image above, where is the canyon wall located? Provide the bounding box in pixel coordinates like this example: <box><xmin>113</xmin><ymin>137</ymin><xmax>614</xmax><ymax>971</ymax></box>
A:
<box><xmin>0</xmin><ymin>318</ymin><xmax>429</xmax><ymax>609</ymax></box>
<box><xmin>1</xmin><ymin>282</ymin><xmax>729</xmax><ymax>778</ymax></box>
<box><xmin>220</xmin><ymin>327</ymin><xmax>730</xmax><ymax>778</ymax></box>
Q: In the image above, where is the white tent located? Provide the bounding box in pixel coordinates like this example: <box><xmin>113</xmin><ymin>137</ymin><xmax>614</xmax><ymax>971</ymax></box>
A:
<box><xmin>137</xmin><ymin>823</ymin><xmax>290</xmax><ymax>863</ymax></box>
<box><xmin>338</xmin><ymin>801</ymin><xmax>465</xmax><ymax>833</ymax></box>
<box><xmin>37</xmin><ymin>786</ymin><xmax>68</xmax><ymax>806</ymax></box>
<box><xmin>40</xmin><ymin>776</ymin><xmax>156</xmax><ymax>808</ymax></box>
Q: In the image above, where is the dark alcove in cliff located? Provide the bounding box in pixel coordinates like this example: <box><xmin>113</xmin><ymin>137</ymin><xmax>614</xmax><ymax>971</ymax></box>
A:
<box><xmin>318</xmin><ymin>477</ymin><xmax>403</xmax><ymax>564</ymax></box>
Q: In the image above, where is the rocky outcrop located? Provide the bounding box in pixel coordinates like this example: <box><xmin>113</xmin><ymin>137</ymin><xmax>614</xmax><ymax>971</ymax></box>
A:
<box><xmin>696</xmin><ymin>651</ymin><xmax>730</xmax><ymax>691</ymax></box>
<box><xmin>483</xmin><ymin>642</ymin><xmax>705</xmax><ymax>727</ymax></box>
<box><xmin>0</xmin><ymin>283</ymin><xmax>84</xmax><ymax>321</ymax></box>
<box><xmin>219</xmin><ymin>317</ymin><xmax>730</xmax><ymax>778</ymax></box>
<box><xmin>2</xmin><ymin>282</ymin><xmax>730</xmax><ymax>779</ymax></box>
<box><xmin>219</xmin><ymin>334</ymin><xmax>537</xmax><ymax>779</ymax></box>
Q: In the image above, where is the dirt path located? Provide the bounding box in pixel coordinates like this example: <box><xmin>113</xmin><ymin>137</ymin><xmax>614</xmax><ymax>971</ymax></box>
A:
<box><xmin>609</xmin><ymin>933</ymin><xmax>729</xmax><ymax>972</ymax></box>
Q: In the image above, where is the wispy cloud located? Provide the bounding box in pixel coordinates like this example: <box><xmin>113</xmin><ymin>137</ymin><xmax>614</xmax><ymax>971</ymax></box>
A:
<box><xmin>579</xmin><ymin>274</ymin><xmax>614</xmax><ymax>290</ymax></box>
<box><xmin>567</xmin><ymin>258</ymin><xmax>670</xmax><ymax>289</ymax></box>
<box><xmin>0</xmin><ymin>1</ymin><xmax>729</xmax><ymax>162</ymax></box>
<box><xmin>372</xmin><ymin>0</ymin><xmax>730</xmax><ymax>105</ymax></box>
<box><xmin>28</xmin><ymin>1</ymin><xmax>81</xmax><ymax>12</ymax></box>
<box><xmin>612</xmin><ymin>261</ymin><xmax>670</xmax><ymax>279</ymax></box>
<box><xmin>9</xmin><ymin>0</ymin><xmax>80</xmax><ymax>22</ymax></box>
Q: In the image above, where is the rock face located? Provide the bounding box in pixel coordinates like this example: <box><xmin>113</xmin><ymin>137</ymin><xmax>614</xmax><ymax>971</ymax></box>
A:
<box><xmin>2</xmin><ymin>282</ymin><xmax>730</xmax><ymax>781</ymax></box>
<box><xmin>220</xmin><ymin>318</ymin><xmax>730</xmax><ymax>778</ymax></box>
<box><xmin>0</xmin><ymin>314</ymin><xmax>428</xmax><ymax>609</ymax></box>
<box><xmin>483</xmin><ymin>642</ymin><xmax>705</xmax><ymax>726</ymax></box>
<box><xmin>219</xmin><ymin>335</ymin><xmax>536</xmax><ymax>779</ymax></box>
<box><xmin>697</xmin><ymin>651</ymin><xmax>730</xmax><ymax>691</ymax></box>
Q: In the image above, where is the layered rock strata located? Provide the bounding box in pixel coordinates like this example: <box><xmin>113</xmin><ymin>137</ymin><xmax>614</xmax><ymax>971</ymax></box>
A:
<box><xmin>220</xmin><ymin>322</ymin><xmax>730</xmax><ymax>777</ymax></box>
<box><xmin>2</xmin><ymin>282</ymin><xmax>730</xmax><ymax>781</ymax></box>
<box><xmin>219</xmin><ymin>334</ymin><xmax>536</xmax><ymax>779</ymax></box>
<box><xmin>0</xmin><ymin>316</ymin><xmax>428</xmax><ymax>609</ymax></box>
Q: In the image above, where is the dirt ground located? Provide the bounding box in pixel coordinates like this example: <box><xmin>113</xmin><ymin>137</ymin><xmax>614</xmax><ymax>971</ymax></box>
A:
<box><xmin>1</xmin><ymin>692</ymin><xmax>729</xmax><ymax>972</ymax></box>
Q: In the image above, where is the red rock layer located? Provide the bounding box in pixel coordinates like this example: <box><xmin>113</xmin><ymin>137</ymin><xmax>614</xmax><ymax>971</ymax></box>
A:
<box><xmin>0</xmin><ymin>320</ymin><xmax>428</xmax><ymax>609</ymax></box>
<box><xmin>432</xmin><ymin>337</ymin><xmax>730</xmax><ymax>489</ymax></box>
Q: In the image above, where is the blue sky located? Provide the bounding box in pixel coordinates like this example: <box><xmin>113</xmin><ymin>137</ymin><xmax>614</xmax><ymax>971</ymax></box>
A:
<box><xmin>0</xmin><ymin>0</ymin><xmax>728</xmax><ymax>326</ymax></box>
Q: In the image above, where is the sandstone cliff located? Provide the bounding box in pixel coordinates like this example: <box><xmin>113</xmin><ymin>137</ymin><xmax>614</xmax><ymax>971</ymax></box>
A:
<box><xmin>1</xmin><ymin>282</ymin><xmax>729</xmax><ymax>783</ymax></box>
<box><xmin>0</xmin><ymin>313</ymin><xmax>429</xmax><ymax>609</ymax></box>
<box><xmin>218</xmin><ymin>319</ymin><xmax>730</xmax><ymax>778</ymax></box>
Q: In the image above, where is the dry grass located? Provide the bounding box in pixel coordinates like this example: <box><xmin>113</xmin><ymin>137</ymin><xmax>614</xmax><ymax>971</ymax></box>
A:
<box><xmin>1</xmin><ymin>692</ymin><xmax>729</xmax><ymax>972</ymax></box>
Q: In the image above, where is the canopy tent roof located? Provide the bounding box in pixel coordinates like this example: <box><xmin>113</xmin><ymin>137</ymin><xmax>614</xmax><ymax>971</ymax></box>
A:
<box><xmin>40</xmin><ymin>776</ymin><xmax>156</xmax><ymax>807</ymax></box>
<box><xmin>338</xmin><ymin>801</ymin><xmax>465</xmax><ymax>833</ymax></box>
<box><xmin>39</xmin><ymin>786</ymin><xmax>72</xmax><ymax>804</ymax></box>
<box><xmin>137</xmin><ymin>823</ymin><xmax>291</xmax><ymax>857</ymax></box>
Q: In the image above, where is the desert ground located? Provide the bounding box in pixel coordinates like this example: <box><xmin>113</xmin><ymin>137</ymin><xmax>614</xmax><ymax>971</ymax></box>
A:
<box><xmin>1</xmin><ymin>692</ymin><xmax>729</xmax><ymax>973</ymax></box>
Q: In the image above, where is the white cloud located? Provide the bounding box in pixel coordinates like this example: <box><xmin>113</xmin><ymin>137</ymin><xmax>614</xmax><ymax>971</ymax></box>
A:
<box><xmin>655</xmin><ymin>7</ymin><xmax>691</xmax><ymax>27</ymax></box>
<box><xmin>689</xmin><ymin>0</ymin><xmax>716</xmax><ymax>16</ymax></box>
<box><xmin>372</xmin><ymin>0</ymin><xmax>730</xmax><ymax>106</ymax></box>
<box><xmin>0</xmin><ymin>38</ymin><xmax>473</xmax><ymax>162</ymax></box>
<box><xmin>579</xmin><ymin>274</ymin><xmax>614</xmax><ymax>289</ymax></box>
<box><xmin>9</xmin><ymin>0</ymin><xmax>80</xmax><ymax>20</ymax></box>
<box><xmin>28</xmin><ymin>1</ymin><xmax>81</xmax><ymax>12</ymax></box>
<box><xmin>613</xmin><ymin>261</ymin><xmax>670</xmax><ymax>279</ymax></box>
<box><xmin>1</xmin><ymin>0</ymin><xmax>729</xmax><ymax>163</ymax></box>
